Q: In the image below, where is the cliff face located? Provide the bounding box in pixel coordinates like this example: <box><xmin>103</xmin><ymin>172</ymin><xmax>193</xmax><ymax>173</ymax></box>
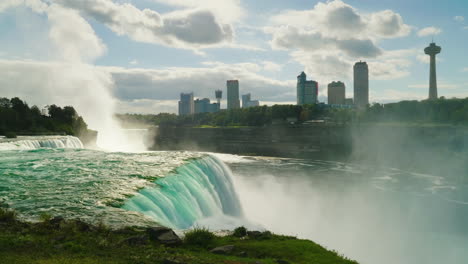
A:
<box><xmin>152</xmin><ymin>124</ymin><xmax>468</xmax><ymax>175</ymax></box>
<box><xmin>152</xmin><ymin>124</ymin><xmax>352</xmax><ymax>160</ymax></box>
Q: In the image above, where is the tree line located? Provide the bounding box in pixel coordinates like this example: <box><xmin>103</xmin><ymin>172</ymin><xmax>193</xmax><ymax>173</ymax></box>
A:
<box><xmin>0</xmin><ymin>97</ymin><xmax>89</xmax><ymax>137</ymax></box>
<box><xmin>117</xmin><ymin>97</ymin><xmax>468</xmax><ymax>128</ymax></box>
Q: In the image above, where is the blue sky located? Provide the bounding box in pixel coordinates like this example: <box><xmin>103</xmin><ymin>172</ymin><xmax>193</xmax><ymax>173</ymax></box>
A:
<box><xmin>0</xmin><ymin>0</ymin><xmax>467</xmax><ymax>114</ymax></box>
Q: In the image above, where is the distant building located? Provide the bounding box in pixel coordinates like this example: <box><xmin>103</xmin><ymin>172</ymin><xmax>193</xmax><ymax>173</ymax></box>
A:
<box><xmin>178</xmin><ymin>92</ymin><xmax>194</xmax><ymax>115</ymax></box>
<box><xmin>227</xmin><ymin>80</ymin><xmax>240</xmax><ymax>109</ymax></box>
<box><xmin>194</xmin><ymin>98</ymin><xmax>210</xmax><ymax>114</ymax></box>
<box><xmin>242</xmin><ymin>93</ymin><xmax>260</xmax><ymax>108</ymax></box>
<box><xmin>353</xmin><ymin>61</ymin><xmax>369</xmax><ymax>108</ymax></box>
<box><xmin>195</xmin><ymin>98</ymin><xmax>220</xmax><ymax>113</ymax></box>
<box><xmin>215</xmin><ymin>90</ymin><xmax>223</xmax><ymax>107</ymax></box>
<box><xmin>328</xmin><ymin>81</ymin><xmax>346</xmax><ymax>105</ymax></box>
<box><xmin>41</xmin><ymin>106</ymin><xmax>49</xmax><ymax>116</ymax></box>
<box><xmin>297</xmin><ymin>72</ymin><xmax>318</xmax><ymax>105</ymax></box>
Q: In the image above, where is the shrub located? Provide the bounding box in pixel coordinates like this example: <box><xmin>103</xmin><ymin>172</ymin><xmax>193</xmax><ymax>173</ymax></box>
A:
<box><xmin>232</xmin><ymin>226</ymin><xmax>247</xmax><ymax>237</ymax></box>
<box><xmin>5</xmin><ymin>132</ymin><xmax>16</xmax><ymax>138</ymax></box>
<box><xmin>184</xmin><ymin>227</ymin><xmax>216</xmax><ymax>248</ymax></box>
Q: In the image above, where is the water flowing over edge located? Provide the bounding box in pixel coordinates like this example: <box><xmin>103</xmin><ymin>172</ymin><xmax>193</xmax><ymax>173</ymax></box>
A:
<box><xmin>122</xmin><ymin>155</ymin><xmax>243</xmax><ymax>230</ymax></box>
<box><xmin>0</xmin><ymin>136</ymin><xmax>83</xmax><ymax>151</ymax></box>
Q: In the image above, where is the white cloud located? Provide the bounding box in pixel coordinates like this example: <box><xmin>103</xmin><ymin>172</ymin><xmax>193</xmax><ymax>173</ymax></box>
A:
<box><xmin>267</xmin><ymin>0</ymin><xmax>413</xmax><ymax>83</ymax></box>
<box><xmin>270</xmin><ymin>0</ymin><xmax>410</xmax><ymax>39</ymax></box>
<box><xmin>130</xmin><ymin>59</ymin><xmax>138</xmax><ymax>65</ymax></box>
<box><xmin>454</xmin><ymin>16</ymin><xmax>465</xmax><ymax>22</ymax></box>
<box><xmin>0</xmin><ymin>0</ymin><xmax>47</xmax><ymax>13</ymax></box>
<box><xmin>261</xmin><ymin>61</ymin><xmax>282</xmax><ymax>72</ymax></box>
<box><xmin>116</xmin><ymin>99</ymin><xmax>178</xmax><ymax>114</ymax></box>
<box><xmin>150</xmin><ymin>0</ymin><xmax>245</xmax><ymax>24</ymax></box>
<box><xmin>417</xmin><ymin>54</ymin><xmax>429</xmax><ymax>64</ymax></box>
<box><xmin>463</xmin><ymin>68</ymin><xmax>468</xmax><ymax>72</ymax></box>
<box><xmin>271</xmin><ymin>26</ymin><xmax>382</xmax><ymax>58</ymax></box>
<box><xmin>55</xmin><ymin>0</ymin><xmax>234</xmax><ymax>50</ymax></box>
<box><xmin>368</xmin><ymin>10</ymin><xmax>411</xmax><ymax>38</ymax></box>
<box><xmin>417</xmin><ymin>27</ymin><xmax>442</xmax><ymax>37</ymax></box>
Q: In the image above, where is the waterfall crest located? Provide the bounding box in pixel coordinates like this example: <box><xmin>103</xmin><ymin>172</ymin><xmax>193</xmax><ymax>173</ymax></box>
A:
<box><xmin>0</xmin><ymin>136</ymin><xmax>83</xmax><ymax>150</ymax></box>
<box><xmin>122</xmin><ymin>155</ymin><xmax>243</xmax><ymax>229</ymax></box>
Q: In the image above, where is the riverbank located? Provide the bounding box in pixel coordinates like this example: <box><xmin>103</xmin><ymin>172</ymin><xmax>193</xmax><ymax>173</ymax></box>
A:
<box><xmin>0</xmin><ymin>208</ymin><xmax>357</xmax><ymax>264</ymax></box>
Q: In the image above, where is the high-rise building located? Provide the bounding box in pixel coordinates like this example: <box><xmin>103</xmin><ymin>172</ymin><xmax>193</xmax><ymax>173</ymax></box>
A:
<box><xmin>227</xmin><ymin>80</ymin><xmax>240</xmax><ymax>109</ymax></box>
<box><xmin>296</xmin><ymin>72</ymin><xmax>318</xmax><ymax>105</ymax></box>
<box><xmin>194</xmin><ymin>98</ymin><xmax>210</xmax><ymax>114</ymax></box>
<box><xmin>178</xmin><ymin>92</ymin><xmax>194</xmax><ymax>115</ymax></box>
<box><xmin>353</xmin><ymin>61</ymin><xmax>369</xmax><ymax>108</ymax></box>
<box><xmin>424</xmin><ymin>42</ymin><xmax>441</xmax><ymax>100</ymax></box>
<box><xmin>328</xmin><ymin>81</ymin><xmax>346</xmax><ymax>105</ymax></box>
<box><xmin>242</xmin><ymin>93</ymin><xmax>260</xmax><ymax>108</ymax></box>
<box><xmin>194</xmin><ymin>98</ymin><xmax>220</xmax><ymax>114</ymax></box>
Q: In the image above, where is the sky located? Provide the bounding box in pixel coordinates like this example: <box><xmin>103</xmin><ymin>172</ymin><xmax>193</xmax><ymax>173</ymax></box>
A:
<box><xmin>0</xmin><ymin>0</ymin><xmax>467</xmax><ymax>114</ymax></box>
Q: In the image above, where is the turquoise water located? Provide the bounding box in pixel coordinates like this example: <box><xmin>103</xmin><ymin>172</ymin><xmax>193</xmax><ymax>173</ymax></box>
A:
<box><xmin>0</xmin><ymin>137</ymin><xmax>242</xmax><ymax>228</ymax></box>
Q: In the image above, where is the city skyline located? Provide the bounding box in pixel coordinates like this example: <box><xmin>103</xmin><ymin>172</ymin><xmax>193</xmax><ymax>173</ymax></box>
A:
<box><xmin>0</xmin><ymin>0</ymin><xmax>467</xmax><ymax>115</ymax></box>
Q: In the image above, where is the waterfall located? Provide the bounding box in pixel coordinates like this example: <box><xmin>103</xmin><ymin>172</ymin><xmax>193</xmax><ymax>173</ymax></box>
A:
<box><xmin>122</xmin><ymin>155</ymin><xmax>243</xmax><ymax>229</ymax></box>
<box><xmin>0</xmin><ymin>136</ymin><xmax>83</xmax><ymax>151</ymax></box>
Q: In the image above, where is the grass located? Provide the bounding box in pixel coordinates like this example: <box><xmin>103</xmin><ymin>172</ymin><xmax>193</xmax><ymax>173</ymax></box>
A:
<box><xmin>0</xmin><ymin>208</ymin><xmax>359</xmax><ymax>264</ymax></box>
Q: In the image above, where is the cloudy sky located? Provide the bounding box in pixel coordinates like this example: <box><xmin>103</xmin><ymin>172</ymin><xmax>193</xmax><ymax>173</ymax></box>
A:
<box><xmin>1</xmin><ymin>0</ymin><xmax>468</xmax><ymax>114</ymax></box>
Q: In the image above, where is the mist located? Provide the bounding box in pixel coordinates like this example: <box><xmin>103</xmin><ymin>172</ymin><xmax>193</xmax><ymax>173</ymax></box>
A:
<box><xmin>0</xmin><ymin>3</ymin><xmax>148</xmax><ymax>152</ymax></box>
<box><xmin>221</xmin><ymin>123</ymin><xmax>468</xmax><ymax>264</ymax></box>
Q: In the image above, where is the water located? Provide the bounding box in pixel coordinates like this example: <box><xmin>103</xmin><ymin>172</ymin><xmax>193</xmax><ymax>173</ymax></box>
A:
<box><xmin>218</xmin><ymin>155</ymin><xmax>468</xmax><ymax>264</ymax></box>
<box><xmin>0</xmin><ymin>136</ymin><xmax>83</xmax><ymax>150</ymax></box>
<box><xmin>1</xmin><ymin>137</ymin><xmax>467</xmax><ymax>263</ymax></box>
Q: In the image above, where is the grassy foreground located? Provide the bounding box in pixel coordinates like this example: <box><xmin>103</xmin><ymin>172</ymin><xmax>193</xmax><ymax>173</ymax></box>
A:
<box><xmin>0</xmin><ymin>209</ymin><xmax>358</xmax><ymax>264</ymax></box>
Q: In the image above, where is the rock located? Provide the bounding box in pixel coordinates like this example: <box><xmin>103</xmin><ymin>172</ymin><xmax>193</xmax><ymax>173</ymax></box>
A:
<box><xmin>210</xmin><ymin>245</ymin><xmax>235</xmax><ymax>255</ymax></box>
<box><xmin>237</xmin><ymin>251</ymin><xmax>248</xmax><ymax>257</ymax></box>
<box><xmin>276</xmin><ymin>260</ymin><xmax>290</xmax><ymax>264</ymax></box>
<box><xmin>49</xmin><ymin>216</ymin><xmax>65</xmax><ymax>227</ymax></box>
<box><xmin>119</xmin><ymin>235</ymin><xmax>149</xmax><ymax>246</ymax></box>
<box><xmin>146</xmin><ymin>227</ymin><xmax>181</xmax><ymax>246</ymax></box>
<box><xmin>71</xmin><ymin>219</ymin><xmax>92</xmax><ymax>232</ymax></box>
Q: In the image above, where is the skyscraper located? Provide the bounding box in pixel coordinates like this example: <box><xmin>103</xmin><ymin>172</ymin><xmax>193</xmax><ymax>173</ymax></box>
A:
<box><xmin>296</xmin><ymin>72</ymin><xmax>318</xmax><ymax>105</ymax></box>
<box><xmin>424</xmin><ymin>42</ymin><xmax>442</xmax><ymax>100</ymax></box>
<box><xmin>353</xmin><ymin>61</ymin><xmax>369</xmax><ymax>108</ymax></box>
<box><xmin>178</xmin><ymin>92</ymin><xmax>194</xmax><ymax>115</ymax></box>
<box><xmin>227</xmin><ymin>80</ymin><xmax>240</xmax><ymax>109</ymax></box>
<box><xmin>328</xmin><ymin>81</ymin><xmax>346</xmax><ymax>105</ymax></box>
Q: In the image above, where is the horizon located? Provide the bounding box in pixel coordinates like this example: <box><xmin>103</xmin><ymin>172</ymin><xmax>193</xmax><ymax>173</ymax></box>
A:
<box><xmin>0</xmin><ymin>0</ymin><xmax>467</xmax><ymax>116</ymax></box>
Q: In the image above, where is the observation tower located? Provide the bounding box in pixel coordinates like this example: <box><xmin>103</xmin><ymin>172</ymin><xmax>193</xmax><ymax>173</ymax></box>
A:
<box><xmin>424</xmin><ymin>42</ymin><xmax>441</xmax><ymax>100</ymax></box>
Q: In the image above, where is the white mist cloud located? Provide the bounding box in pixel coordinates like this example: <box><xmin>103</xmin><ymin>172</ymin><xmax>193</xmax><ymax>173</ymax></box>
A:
<box><xmin>417</xmin><ymin>27</ymin><xmax>442</xmax><ymax>37</ymax></box>
<box><xmin>47</xmin><ymin>4</ymin><xmax>107</xmax><ymax>62</ymax></box>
